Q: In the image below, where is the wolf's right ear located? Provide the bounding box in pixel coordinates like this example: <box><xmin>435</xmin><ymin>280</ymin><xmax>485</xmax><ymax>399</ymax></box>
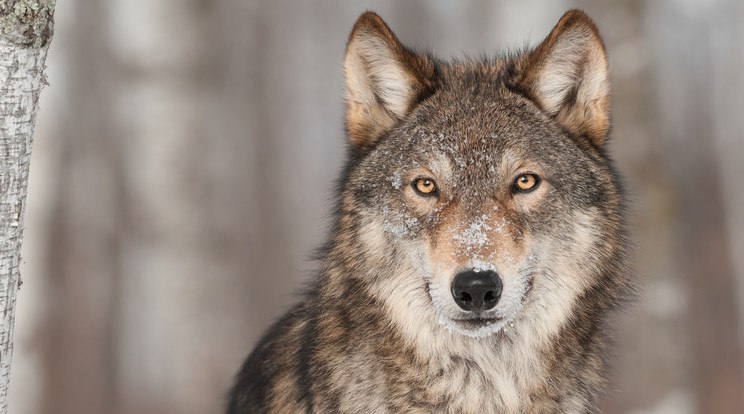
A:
<box><xmin>344</xmin><ymin>12</ymin><xmax>437</xmax><ymax>155</ymax></box>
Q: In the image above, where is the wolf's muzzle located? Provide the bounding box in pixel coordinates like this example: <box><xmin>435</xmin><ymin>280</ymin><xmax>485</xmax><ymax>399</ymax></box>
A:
<box><xmin>451</xmin><ymin>270</ymin><xmax>503</xmax><ymax>312</ymax></box>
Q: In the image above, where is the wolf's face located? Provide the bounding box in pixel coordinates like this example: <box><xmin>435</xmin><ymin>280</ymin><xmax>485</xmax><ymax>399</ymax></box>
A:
<box><xmin>340</xmin><ymin>13</ymin><xmax>623</xmax><ymax>341</ymax></box>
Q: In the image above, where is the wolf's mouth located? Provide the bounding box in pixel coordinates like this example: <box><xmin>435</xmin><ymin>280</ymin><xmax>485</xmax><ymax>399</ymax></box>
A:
<box><xmin>450</xmin><ymin>316</ymin><xmax>504</xmax><ymax>330</ymax></box>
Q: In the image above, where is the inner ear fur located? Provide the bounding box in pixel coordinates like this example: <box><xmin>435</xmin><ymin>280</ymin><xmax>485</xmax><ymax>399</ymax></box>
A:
<box><xmin>514</xmin><ymin>10</ymin><xmax>611</xmax><ymax>149</ymax></box>
<box><xmin>344</xmin><ymin>12</ymin><xmax>437</xmax><ymax>155</ymax></box>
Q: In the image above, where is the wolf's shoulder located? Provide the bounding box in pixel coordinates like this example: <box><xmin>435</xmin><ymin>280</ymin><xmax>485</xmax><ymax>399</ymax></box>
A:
<box><xmin>226</xmin><ymin>301</ymin><xmax>315</xmax><ymax>413</ymax></box>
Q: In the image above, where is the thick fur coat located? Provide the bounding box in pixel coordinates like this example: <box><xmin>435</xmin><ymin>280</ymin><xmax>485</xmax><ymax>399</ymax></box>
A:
<box><xmin>228</xmin><ymin>10</ymin><xmax>633</xmax><ymax>414</ymax></box>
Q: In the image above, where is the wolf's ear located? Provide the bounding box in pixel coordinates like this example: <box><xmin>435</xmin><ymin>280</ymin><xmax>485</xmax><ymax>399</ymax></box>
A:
<box><xmin>514</xmin><ymin>10</ymin><xmax>610</xmax><ymax>149</ymax></box>
<box><xmin>344</xmin><ymin>12</ymin><xmax>437</xmax><ymax>155</ymax></box>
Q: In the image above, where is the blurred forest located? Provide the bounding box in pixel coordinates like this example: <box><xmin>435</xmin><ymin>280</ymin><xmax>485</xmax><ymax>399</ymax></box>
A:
<box><xmin>8</xmin><ymin>0</ymin><xmax>744</xmax><ymax>413</ymax></box>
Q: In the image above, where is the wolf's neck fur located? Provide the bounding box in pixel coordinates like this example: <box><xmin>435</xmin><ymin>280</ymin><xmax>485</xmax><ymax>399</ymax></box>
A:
<box><xmin>318</xmin><ymin>256</ymin><xmax>600</xmax><ymax>413</ymax></box>
<box><xmin>381</xmin><ymin>282</ymin><xmax>603</xmax><ymax>412</ymax></box>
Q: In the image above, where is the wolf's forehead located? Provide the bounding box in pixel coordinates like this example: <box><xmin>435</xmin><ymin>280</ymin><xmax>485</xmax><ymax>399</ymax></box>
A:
<box><xmin>390</xmin><ymin>74</ymin><xmax>559</xmax><ymax>175</ymax></box>
<box><xmin>415</xmin><ymin>83</ymin><xmax>543</xmax><ymax>138</ymax></box>
<box><xmin>403</xmin><ymin>105</ymin><xmax>537</xmax><ymax>160</ymax></box>
<box><xmin>391</xmin><ymin>130</ymin><xmax>522</xmax><ymax>188</ymax></box>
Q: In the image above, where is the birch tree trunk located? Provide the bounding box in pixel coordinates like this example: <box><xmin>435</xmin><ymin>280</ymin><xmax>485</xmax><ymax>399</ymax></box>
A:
<box><xmin>0</xmin><ymin>1</ymin><xmax>54</xmax><ymax>411</ymax></box>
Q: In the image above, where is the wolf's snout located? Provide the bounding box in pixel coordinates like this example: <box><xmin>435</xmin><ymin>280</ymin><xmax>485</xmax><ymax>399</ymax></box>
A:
<box><xmin>451</xmin><ymin>270</ymin><xmax>502</xmax><ymax>312</ymax></box>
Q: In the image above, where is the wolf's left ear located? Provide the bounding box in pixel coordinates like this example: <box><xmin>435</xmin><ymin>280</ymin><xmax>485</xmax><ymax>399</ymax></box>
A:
<box><xmin>514</xmin><ymin>10</ymin><xmax>610</xmax><ymax>149</ymax></box>
<box><xmin>344</xmin><ymin>12</ymin><xmax>437</xmax><ymax>155</ymax></box>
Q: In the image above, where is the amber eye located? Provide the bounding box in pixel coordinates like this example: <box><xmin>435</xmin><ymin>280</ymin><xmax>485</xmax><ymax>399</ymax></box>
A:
<box><xmin>412</xmin><ymin>177</ymin><xmax>437</xmax><ymax>196</ymax></box>
<box><xmin>514</xmin><ymin>173</ymin><xmax>541</xmax><ymax>193</ymax></box>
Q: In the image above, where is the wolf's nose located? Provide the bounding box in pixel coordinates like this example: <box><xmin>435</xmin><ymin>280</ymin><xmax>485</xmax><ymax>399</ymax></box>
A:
<box><xmin>451</xmin><ymin>270</ymin><xmax>502</xmax><ymax>312</ymax></box>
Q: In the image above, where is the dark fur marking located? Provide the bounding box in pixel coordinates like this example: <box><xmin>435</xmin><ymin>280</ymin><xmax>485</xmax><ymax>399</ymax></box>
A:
<box><xmin>295</xmin><ymin>303</ymin><xmax>317</xmax><ymax>413</ymax></box>
<box><xmin>226</xmin><ymin>309</ymin><xmax>300</xmax><ymax>413</ymax></box>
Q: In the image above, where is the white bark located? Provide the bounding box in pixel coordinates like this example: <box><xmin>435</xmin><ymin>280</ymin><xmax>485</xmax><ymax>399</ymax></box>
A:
<box><xmin>0</xmin><ymin>1</ymin><xmax>54</xmax><ymax>411</ymax></box>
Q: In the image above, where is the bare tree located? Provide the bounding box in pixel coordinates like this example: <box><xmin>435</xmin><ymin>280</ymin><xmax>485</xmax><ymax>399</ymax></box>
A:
<box><xmin>0</xmin><ymin>0</ymin><xmax>55</xmax><ymax>412</ymax></box>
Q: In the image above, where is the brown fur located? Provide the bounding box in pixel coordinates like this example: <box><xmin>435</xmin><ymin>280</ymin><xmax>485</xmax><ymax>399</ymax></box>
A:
<box><xmin>344</xmin><ymin>12</ymin><xmax>437</xmax><ymax>156</ymax></box>
<box><xmin>227</xmin><ymin>10</ymin><xmax>632</xmax><ymax>414</ymax></box>
<box><xmin>511</xmin><ymin>11</ymin><xmax>611</xmax><ymax>149</ymax></box>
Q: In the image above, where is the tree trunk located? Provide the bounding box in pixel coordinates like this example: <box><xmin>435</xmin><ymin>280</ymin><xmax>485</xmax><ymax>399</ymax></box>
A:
<box><xmin>0</xmin><ymin>1</ymin><xmax>55</xmax><ymax>412</ymax></box>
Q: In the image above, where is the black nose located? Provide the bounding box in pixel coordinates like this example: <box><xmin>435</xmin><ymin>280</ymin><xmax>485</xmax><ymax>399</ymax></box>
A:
<box><xmin>451</xmin><ymin>270</ymin><xmax>502</xmax><ymax>312</ymax></box>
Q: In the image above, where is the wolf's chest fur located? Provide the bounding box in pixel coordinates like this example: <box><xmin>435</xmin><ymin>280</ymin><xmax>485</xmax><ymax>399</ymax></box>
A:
<box><xmin>324</xmin><ymin>323</ymin><xmax>583</xmax><ymax>414</ymax></box>
<box><xmin>227</xmin><ymin>9</ymin><xmax>632</xmax><ymax>414</ymax></box>
<box><xmin>341</xmin><ymin>354</ymin><xmax>519</xmax><ymax>413</ymax></box>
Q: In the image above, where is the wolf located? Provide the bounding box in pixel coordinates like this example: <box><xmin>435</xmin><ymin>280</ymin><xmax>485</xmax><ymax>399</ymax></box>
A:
<box><xmin>227</xmin><ymin>9</ymin><xmax>632</xmax><ymax>414</ymax></box>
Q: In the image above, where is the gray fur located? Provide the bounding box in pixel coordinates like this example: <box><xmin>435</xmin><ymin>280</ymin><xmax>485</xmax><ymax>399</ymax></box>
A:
<box><xmin>228</xmin><ymin>10</ymin><xmax>633</xmax><ymax>414</ymax></box>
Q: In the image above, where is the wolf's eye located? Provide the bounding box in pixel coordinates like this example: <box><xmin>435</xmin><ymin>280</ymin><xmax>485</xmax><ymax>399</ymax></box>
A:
<box><xmin>513</xmin><ymin>173</ymin><xmax>540</xmax><ymax>193</ymax></box>
<box><xmin>412</xmin><ymin>177</ymin><xmax>437</xmax><ymax>196</ymax></box>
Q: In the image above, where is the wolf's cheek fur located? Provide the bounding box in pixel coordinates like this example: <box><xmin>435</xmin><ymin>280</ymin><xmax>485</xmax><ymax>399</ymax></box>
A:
<box><xmin>521</xmin><ymin>209</ymin><xmax>606</xmax><ymax>344</ymax></box>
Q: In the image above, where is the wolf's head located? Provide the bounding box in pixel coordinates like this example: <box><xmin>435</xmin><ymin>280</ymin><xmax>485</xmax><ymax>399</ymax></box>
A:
<box><xmin>332</xmin><ymin>11</ymin><xmax>627</xmax><ymax>346</ymax></box>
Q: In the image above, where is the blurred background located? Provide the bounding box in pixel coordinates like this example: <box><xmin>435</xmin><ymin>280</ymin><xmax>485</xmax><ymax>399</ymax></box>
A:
<box><xmin>7</xmin><ymin>0</ymin><xmax>744</xmax><ymax>413</ymax></box>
